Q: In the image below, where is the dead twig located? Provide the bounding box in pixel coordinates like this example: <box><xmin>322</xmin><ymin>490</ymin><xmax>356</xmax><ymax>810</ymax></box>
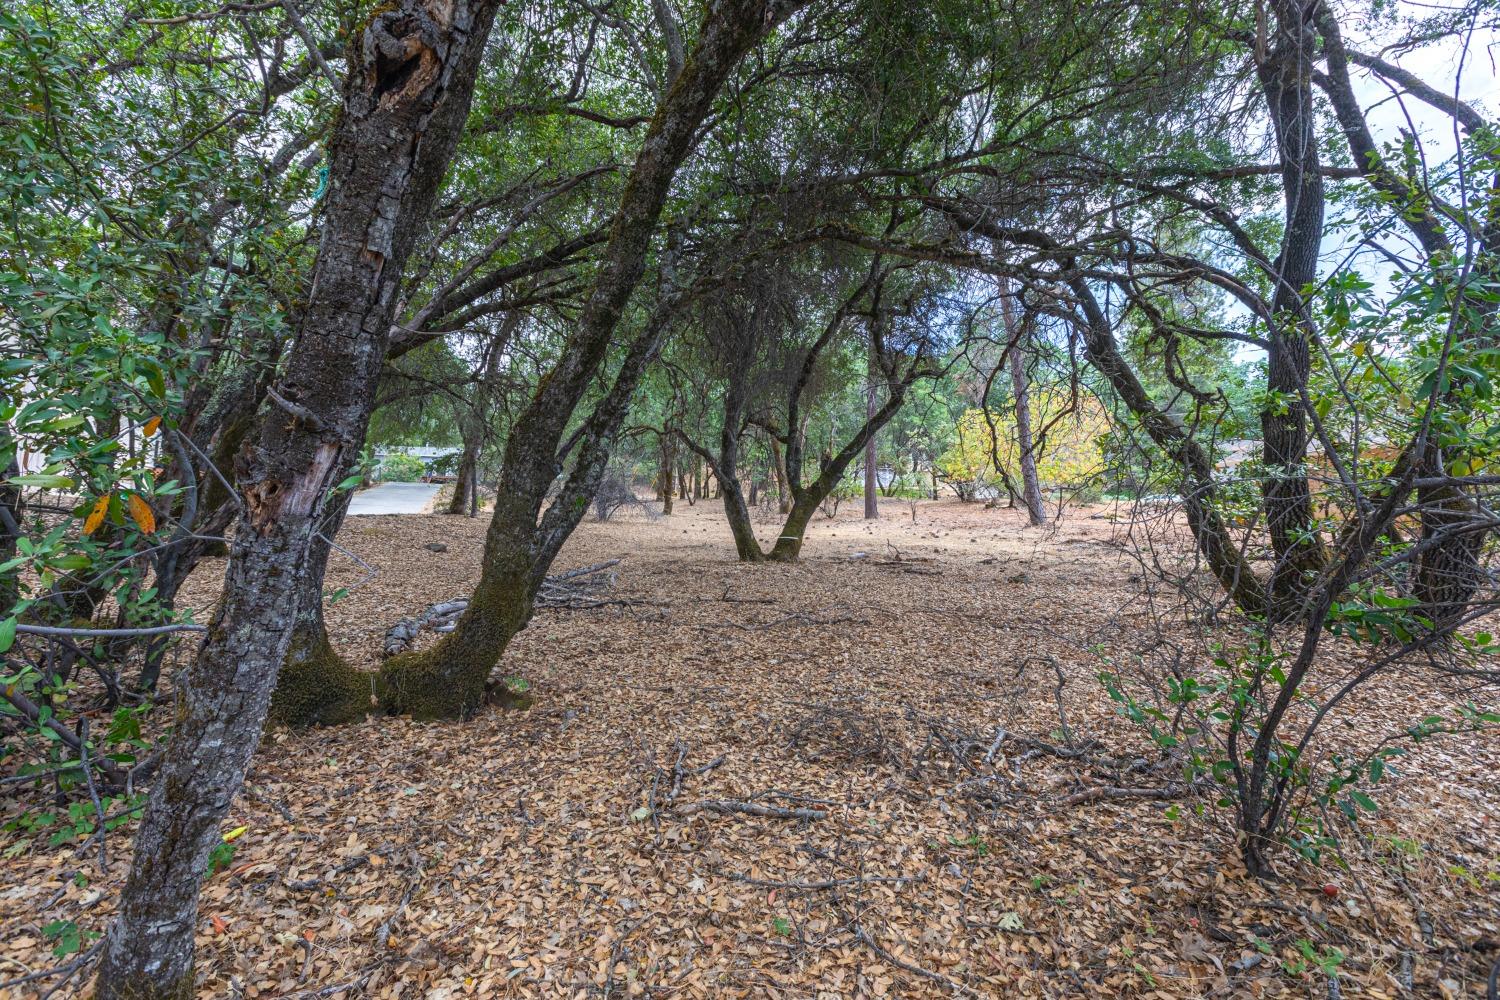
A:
<box><xmin>1056</xmin><ymin>781</ymin><xmax>1204</xmax><ymax>808</ymax></box>
<box><xmin>0</xmin><ymin>939</ymin><xmax>104</xmax><ymax>995</ymax></box>
<box><xmin>848</xmin><ymin>919</ymin><xmax>979</xmax><ymax>997</ymax></box>
<box><xmin>374</xmin><ymin>876</ymin><xmax>420</xmax><ymax>952</ymax></box>
<box><xmin>676</xmin><ymin>800</ymin><xmax>827</xmax><ymax>821</ymax></box>
<box><xmin>77</xmin><ymin>718</ymin><xmax>108</xmax><ymax>875</ymax></box>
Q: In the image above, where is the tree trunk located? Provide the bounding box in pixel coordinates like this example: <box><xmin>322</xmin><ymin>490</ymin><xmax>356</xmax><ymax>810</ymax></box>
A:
<box><xmin>0</xmin><ymin>447</ymin><xmax>21</xmax><ymax>611</ymax></box>
<box><xmin>371</xmin><ymin>0</ymin><xmax>800</xmax><ymax>720</ymax></box>
<box><xmin>722</xmin><ymin>475</ymin><xmax>765</xmax><ymax>561</ymax></box>
<box><xmin>95</xmin><ymin>5</ymin><xmax>502</xmax><ymax>995</ymax></box>
<box><xmin>864</xmin><ymin>342</ymin><xmax>879</xmax><ymax>519</ymax></box>
<box><xmin>267</xmin><ymin>490</ymin><xmax>370</xmax><ymax>728</ymax></box>
<box><xmin>769</xmin><ymin>434</ymin><xmax>790</xmax><ymax>513</ymax></box>
<box><xmin>659</xmin><ymin>432</ymin><xmax>674</xmax><ymax>515</ymax></box>
<box><xmin>1067</xmin><ymin>274</ymin><xmax>1268</xmax><ymax>616</ymax></box>
<box><xmin>1314</xmin><ymin>6</ymin><xmax>1494</xmax><ymax>625</ymax></box>
<box><xmin>446</xmin><ymin>321</ymin><xmax>513</xmax><ymax>515</ymax></box>
<box><xmin>769</xmin><ymin>381</ymin><xmax>913</xmax><ymax>561</ymax></box>
<box><xmin>447</xmin><ymin>448</ymin><xmax>477</xmax><ymax>514</ymax></box>
<box><xmin>1000</xmin><ymin>280</ymin><xmax>1046</xmax><ymax>526</ymax></box>
<box><xmin>1255</xmin><ymin>0</ymin><xmax>1329</xmax><ymax>607</ymax></box>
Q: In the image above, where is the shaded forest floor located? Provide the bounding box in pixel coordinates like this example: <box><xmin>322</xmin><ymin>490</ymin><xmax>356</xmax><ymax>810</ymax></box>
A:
<box><xmin>3</xmin><ymin>498</ymin><xmax>1498</xmax><ymax>998</ymax></box>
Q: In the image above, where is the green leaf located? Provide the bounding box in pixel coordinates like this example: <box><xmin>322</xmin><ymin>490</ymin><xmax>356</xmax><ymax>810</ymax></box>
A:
<box><xmin>0</xmin><ymin>617</ymin><xmax>15</xmax><ymax>654</ymax></box>
<box><xmin>6</xmin><ymin>473</ymin><xmax>75</xmax><ymax>489</ymax></box>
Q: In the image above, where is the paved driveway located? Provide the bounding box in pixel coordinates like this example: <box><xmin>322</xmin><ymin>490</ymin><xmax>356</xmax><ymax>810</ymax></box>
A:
<box><xmin>347</xmin><ymin>481</ymin><xmax>441</xmax><ymax>515</ymax></box>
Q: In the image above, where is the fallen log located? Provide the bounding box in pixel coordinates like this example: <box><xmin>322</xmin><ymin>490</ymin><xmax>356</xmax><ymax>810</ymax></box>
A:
<box><xmin>382</xmin><ymin>560</ymin><xmax>621</xmax><ymax>657</ymax></box>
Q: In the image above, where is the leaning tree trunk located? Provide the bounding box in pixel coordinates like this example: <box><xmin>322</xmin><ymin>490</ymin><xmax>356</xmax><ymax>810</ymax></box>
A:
<box><xmin>371</xmin><ymin>0</ymin><xmax>801</xmax><ymax>721</ymax></box>
<box><xmin>999</xmin><ymin>280</ymin><xmax>1046</xmax><ymax>526</ymax></box>
<box><xmin>1317</xmin><ymin>6</ymin><xmax>1500</xmax><ymax>625</ymax></box>
<box><xmin>95</xmin><ymin>5</ymin><xmax>502</xmax><ymax>996</ymax></box>
<box><xmin>1067</xmin><ymin>272</ymin><xmax>1269</xmax><ymax>616</ymax></box>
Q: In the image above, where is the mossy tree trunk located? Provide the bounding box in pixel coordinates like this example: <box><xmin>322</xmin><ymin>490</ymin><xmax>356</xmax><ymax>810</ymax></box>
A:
<box><xmin>95</xmin><ymin>5</ymin><xmax>504</xmax><ymax>995</ymax></box>
<box><xmin>371</xmin><ymin>0</ymin><xmax>804</xmax><ymax>721</ymax></box>
<box><xmin>268</xmin><ymin>490</ymin><xmax>371</xmax><ymax>727</ymax></box>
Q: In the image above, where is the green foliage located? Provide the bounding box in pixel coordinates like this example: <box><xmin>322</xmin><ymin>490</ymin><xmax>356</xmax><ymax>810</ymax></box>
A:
<box><xmin>206</xmin><ymin>840</ymin><xmax>236</xmax><ymax>878</ymax></box>
<box><xmin>1101</xmin><ymin>630</ymin><xmax>1498</xmax><ymax>868</ymax></box>
<box><xmin>375</xmin><ymin>453</ymin><xmax>428</xmax><ymax>483</ymax></box>
<box><xmin>42</xmin><ymin>919</ymin><xmax>99</xmax><ymax>958</ymax></box>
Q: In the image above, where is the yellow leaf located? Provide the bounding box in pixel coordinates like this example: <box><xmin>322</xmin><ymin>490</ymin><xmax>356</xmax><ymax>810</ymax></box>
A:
<box><xmin>223</xmin><ymin>825</ymin><xmax>249</xmax><ymax>843</ymax></box>
<box><xmin>125</xmin><ymin>493</ymin><xmax>157</xmax><ymax>534</ymax></box>
<box><xmin>143</xmin><ymin>416</ymin><xmax>161</xmax><ymax>438</ymax></box>
<box><xmin>82</xmin><ymin>495</ymin><xmax>110</xmax><ymax>536</ymax></box>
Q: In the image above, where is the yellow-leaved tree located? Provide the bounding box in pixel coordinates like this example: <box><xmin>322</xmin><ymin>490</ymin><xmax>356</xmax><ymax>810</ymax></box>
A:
<box><xmin>937</xmin><ymin>391</ymin><xmax>1108</xmax><ymax>497</ymax></box>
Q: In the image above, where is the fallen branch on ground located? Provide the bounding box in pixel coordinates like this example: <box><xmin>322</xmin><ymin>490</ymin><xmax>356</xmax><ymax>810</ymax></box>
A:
<box><xmin>676</xmin><ymin>800</ymin><xmax>827</xmax><ymax>820</ymax></box>
<box><xmin>383</xmin><ymin>560</ymin><xmax>622</xmax><ymax>656</ymax></box>
<box><xmin>1057</xmin><ymin>781</ymin><xmax>1204</xmax><ymax>807</ymax></box>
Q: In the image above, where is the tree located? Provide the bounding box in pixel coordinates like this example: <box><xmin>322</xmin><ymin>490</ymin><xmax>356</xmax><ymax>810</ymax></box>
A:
<box><xmin>272</xmin><ymin>0</ymin><xmax>813</xmax><ymax>727</ymax></box>
<box><xmin>677</xmin><ymin>254</ymin><xmax>942</xmax><ymax>561</ymax></box>
<box><xmin>999</xmin><ymin>279</ymin><xmax>1046</xmax><ymax>525</ymax></box>
<box><xmin>95</xmin><ymin>4</ymin><xmax>505</xmax><ymax>993</ymax></box>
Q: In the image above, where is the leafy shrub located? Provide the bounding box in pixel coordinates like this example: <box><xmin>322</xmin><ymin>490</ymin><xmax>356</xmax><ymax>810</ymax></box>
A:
<box><xmin>376</xmin><ymin>452</ymin><xmax>427</xmax><ymax>482</ymax></box>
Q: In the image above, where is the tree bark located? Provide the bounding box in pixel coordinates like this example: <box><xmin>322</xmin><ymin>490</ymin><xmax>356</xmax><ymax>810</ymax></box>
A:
<box><xmin>863</xmin><ymin>339</ymin><xmax>879</xmax><ymax>519</ymax></box>
<box><xmin>1254</xmin><ymin>0</ymin><xmax>1329</xmax><ymax>606</ymax></box>
<box><xmin>999</xmin><ymin>278</ymin><xmax>1046</xmax><ymax>526</ymax></box>
<box><xmin>659</xmin><ymin>431</ymin><xmax>675</xmax><ymax>515</ymax></box>
<box><xmin>1315</xmin><ymin>3</ymin><xmax>1495</xmax><ymax>626</ymax></box>
<box><xmin>95</xmin><ymin>4</ymin><xmax>503</xmax><ymax>995</ymax></box>
<box><xmin>448</xmin><ymin>445</ymin><xmax>478</xmax><ymax>514</ymax></box>
<box><xmin>371</xmin><ymin>0</ymin><xmax>802</xmax><ymax>721</ymax></box>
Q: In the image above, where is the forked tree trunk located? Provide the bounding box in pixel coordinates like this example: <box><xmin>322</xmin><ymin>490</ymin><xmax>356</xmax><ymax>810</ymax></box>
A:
<box><xmin>364</xmin><ymin>0</ymin><xmax>803</xmax><ymax>722</ymax></box>
<box><xmin>998</xmin><ymin>280</ymin><xmax>1046</xmax><ymax>526</ymax></box>
<box><xmin>95</xmin><ymin>5</ymin><xmax>502</xmax><ymax>995</ymax></box>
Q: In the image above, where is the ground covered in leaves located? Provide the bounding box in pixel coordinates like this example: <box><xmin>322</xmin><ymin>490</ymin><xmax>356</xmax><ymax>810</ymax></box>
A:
<box><xmin>3</xmin><ymin>498</ymin><xmax>1497</xmax><ymax>998</ymax></box>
